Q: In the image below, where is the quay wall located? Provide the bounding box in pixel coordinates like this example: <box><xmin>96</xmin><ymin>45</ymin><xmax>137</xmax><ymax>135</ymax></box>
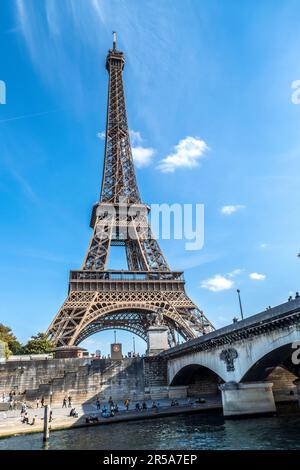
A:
<box><xmin>0</xmin><ymin>357</ymin><xmax>147</xmax><ymax>404</ymax></box>
<box><xmin>0</xmin><ymin>357</ymin><xmax>296</xmax><ymax>407</ymax></box>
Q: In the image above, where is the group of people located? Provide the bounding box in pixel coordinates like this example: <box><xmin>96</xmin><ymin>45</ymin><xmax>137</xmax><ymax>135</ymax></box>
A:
<box><xmin>135</xmin><ymin>400</ymin><xmax>160</xmax><ymax>411</ymax></box>
<box><xmin>2</xmin><ymin>391</ymin><xmax>18</xmax><ymax>410</ymax></box>
<box><xmin>288</xmin><ymin>292</ymin><xmax>300</xmax><ymax>301</ymax></box>
<box><xmin>36</xmin><ymin>397</ymin><xmax>45</xmax><ymax>408</ymax></box>
<box><xmin>62</xmin><ymin>395</ymin><xmax>72</xmax><ymax>408</ymax></box>
<box><xmin>95</xmin><ymin>397</ymin><xmax>164</xmax><ymax>414</ymax></box>
<box><xmin>20</xmin><ymin>402</ymin><xmax>36</xmax><ymax>425</ymax></box>
<box><xmin>69</xmin><ymin>407</ymin><xmax>78</xmax><ymax>418</ymax></box>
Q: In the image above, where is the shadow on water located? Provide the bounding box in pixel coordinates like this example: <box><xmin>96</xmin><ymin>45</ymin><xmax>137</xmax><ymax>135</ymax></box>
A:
<box><xmin>1</xmin><ymin>406</ymin><xmax>300</xmax><ymax>450</ymax></box>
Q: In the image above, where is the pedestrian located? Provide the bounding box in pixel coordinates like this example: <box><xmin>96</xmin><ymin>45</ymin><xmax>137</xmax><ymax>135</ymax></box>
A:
<box><xmin>124</xmin><ymin>398</ymin><xmax>129</xmax><ymax>410</ymax></box>
<box><xmin>101</xmin><ymin>405</ymin><xmax>108</xmax><ymax>417</ymax></box>
<box><xmin>22</xmin><ymin>412</ymin><xmax>29</xmax><ymax>424</ymax></box>
<box><xmin>108</xmin><ymin>396</ymin><xmax>114</xmax><ymax>410</ymax></box>
<box><xmin>41</xmin><ymin>396</ymin><xmax>45</xmax><ymax>407</ymax></box>
<box><xmin>96</xmin><ymin>398</ymin><xmax>101</xmax><ymax>410</ymax></box>
<box><xmin>49</xmin><ymin>410</ymin><xmax>53</xmax><ymax>422</ymax></box>
<box><xmin>36</xmin><ymin>399</ymin><xmax>39</xmax><ymax>408</ymax></box>
<box><xmin>62</xmin><ymin>397</ymin><xmax>67</xmax><ymax>408</ymax></box>
<box><xmin>20</xmin><ymin>402</ymin><xmax>27</xmax><ymax>415</ymax></box>
<box><xmin>68</xmin><ymin>395</ymin><xmax>72</xmax><ymax>407</ymax></box>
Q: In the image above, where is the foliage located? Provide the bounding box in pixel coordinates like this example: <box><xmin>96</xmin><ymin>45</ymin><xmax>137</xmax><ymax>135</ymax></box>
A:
<box><xmin>0</xmin><ymin>324</ymin><xmax>23</xmax><ymax>355</ymax></box>
<box><xmin>23</xmin><ymin>332</ymin><xmax>53</xmax><ymax>354</ymax></box>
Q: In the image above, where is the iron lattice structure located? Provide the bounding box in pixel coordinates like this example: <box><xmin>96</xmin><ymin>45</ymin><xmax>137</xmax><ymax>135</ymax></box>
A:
<box><xmin>47</xmin><ymin>36</ymin><xmax>214</xmax><ymax>347</ymax></box>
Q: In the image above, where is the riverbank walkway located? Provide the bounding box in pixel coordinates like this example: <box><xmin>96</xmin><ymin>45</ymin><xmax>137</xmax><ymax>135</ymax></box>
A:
<box><xmin>0</xmin><ymin>396</ymin><xmax>222</xmax><ymax>438</ymax></box>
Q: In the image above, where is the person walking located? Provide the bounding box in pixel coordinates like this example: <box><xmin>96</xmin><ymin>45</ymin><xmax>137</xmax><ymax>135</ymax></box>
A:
<box><xmin>41</xmin><ymin>396</ymin><xmax>45</xmax><ymax>407</ymax></box>
<box><xmin>96</xmin><ymin>398</ymin><xmax>101</xmax><ymax>410</ymax></box>
<box><xmin>62</xmin><ymin>397</ymin><xmax>67</xmax><ymax>408</ymax></box>
<box><xmin>36</xmin><ymin>399</ymin><xmax>39</xmax><ymax>408</ymax></box>
<box><xmin>108</xmin><ymin>396</ymin><xmax>114</xmax><ymax>410</ymax></box>
<box><xmin>124</xmin><ymin>398</ymin><xmax>129</xmax><ymax>411</ymax></box>
<box><xmin>68</xmin><ymin>395</ymin><xmax>72</xmax><ymax>408</ymax></box>
<box><xmin>20</xmin><ymin>402</ymin><xmax>27</xmax><ymax>417</ymax></box>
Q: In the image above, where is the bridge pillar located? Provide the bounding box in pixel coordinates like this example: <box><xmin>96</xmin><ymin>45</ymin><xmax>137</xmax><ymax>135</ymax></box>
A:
<box><xmin>294</xmin><ymin>379</ymin><xmax>300</xmax><ymax>406</ymax></box>
<box><xmin>220</xmin><ymin>382</ymin><xmax>276</xmax><ymax>418</ymax></box>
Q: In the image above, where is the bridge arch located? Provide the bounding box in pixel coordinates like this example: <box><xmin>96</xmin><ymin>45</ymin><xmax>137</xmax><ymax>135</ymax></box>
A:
<box><xmin>74</xmin><ymin>309</ymin><xmax>150</xmax><ymax>345</ymax></box>
<box><xmin>170</xmin><ymin>363</ymin><xmax>223</xmax><ymax>397</ymax></box>
<box><xmin>236</xmin><ymin>328</ymin><xmax>300</xmax><ymax>383</ymax></box>
<box><xmin>72</xmin><ymin>303</ymin><xmax>194</xmax><ymax>346</ymax></box>
<box><xmin>167</xmin><ymin>352</ymin><xmax>228</xmax><ymax>385</ymax></box>
<box><xmin>241</xmin><ymin>343</ymin><xmax>297</xmax><ymax>382</ymax></box>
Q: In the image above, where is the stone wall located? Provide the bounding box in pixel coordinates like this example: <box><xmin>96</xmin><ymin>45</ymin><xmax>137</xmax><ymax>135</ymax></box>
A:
<box><xmin>187</xmin><ymin>368</ymin><xmax>222</xmax><ymax>397</ymax></box>
<box><xmin>143</xmin><ymin>357</ymin><xmax>168</xmax><ymax>388</ymax></box>
<box><xmin>265</xmin><ymin>366</ymin><xmax>297</xmax><ymax>402</ymax></box>
<box><xmin>143</xmin><ymin>357</ymin><xmax>169</xmax><ymax>399</ymax></box>
<box><xmin>0</xmin><ymin>357</ymin><xmax>145</xmax><ymax>405</ymax></box>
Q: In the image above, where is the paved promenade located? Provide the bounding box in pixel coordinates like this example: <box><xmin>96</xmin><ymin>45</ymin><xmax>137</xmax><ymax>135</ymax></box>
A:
<box><xmin>0</xmin><ymin>396</ymin><xmax>222</xmax><ymax>438</ymax></box>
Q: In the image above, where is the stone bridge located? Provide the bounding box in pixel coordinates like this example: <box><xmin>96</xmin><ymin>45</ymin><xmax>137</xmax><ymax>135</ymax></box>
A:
<box><xmin>160</xmin><ymin>297</ymin><xmax>300</xmax><ymax>416</ymax></box>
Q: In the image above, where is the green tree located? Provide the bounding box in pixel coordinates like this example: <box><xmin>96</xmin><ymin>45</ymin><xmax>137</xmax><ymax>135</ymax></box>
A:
<box><xmin>23</xmin><ymin>332</ymin><xmax>53</xmax><ymax>354</ymax></box>
<box><xmin>0</xmin><ymin>324</ymin><xmax>23</xmax><ymax>355</ymax></box>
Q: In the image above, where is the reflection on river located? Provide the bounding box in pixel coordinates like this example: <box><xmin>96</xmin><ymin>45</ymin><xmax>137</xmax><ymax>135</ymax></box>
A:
<box><xmin>1</xmin><ymin>407</ymin><xmax>300</xmax><ymax>450</ymax></box>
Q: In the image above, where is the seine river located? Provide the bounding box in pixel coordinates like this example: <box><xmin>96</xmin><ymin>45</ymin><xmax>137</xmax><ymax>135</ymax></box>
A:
<box><xmin>1</xmin><ymin>410</ymin><xmax>300</xmax><ymax>450</ymax></box>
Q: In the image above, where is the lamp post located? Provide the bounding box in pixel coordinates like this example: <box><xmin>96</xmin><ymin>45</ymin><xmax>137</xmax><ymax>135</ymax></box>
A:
<box><xmin>236</xmin><ymin>289</ymin><xmax>244</xmax><ymax>320</ymax></box>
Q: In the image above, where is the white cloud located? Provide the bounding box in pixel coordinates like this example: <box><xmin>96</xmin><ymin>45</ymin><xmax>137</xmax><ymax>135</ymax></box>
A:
<box><xmin>132</xmin><ymin>147</ymin><xmax>155</xmax><ymax>168</ymax></box>
<box><xmin>97</xmin><ymin>131</ymin><xmax>105</xmax><ymax>140</ymax></box>
<box><xmin>130</xmin><ymin>129</ymin><xmax>155</xmax><ymax>167</ymax></box>
<box><xmin>97</xmin><ymin>129</ymin><xmax>154</xmax><ymax>168</ymax></box>
<box><xmin>249</xmin><ymin>272</ymin><xmax>266</xmax><ymax>281</ymax></box>
<box><xmin>221</xmin><ymin>205</ymin><xmax>245</xmax><ymax>215</ymax></box>
<box><xmin>227</xmin><ymin>268</ymin><xmax>243</xmax><ymax>278</ymax></box>
<box><xmin>157</xmin><ymin>136</ymin><xmax>209</xmax><ymax>173</ymax></box>
<box><xmin>130</xmin><ymin>130</ymin><xmax>143</xmax><ymax>145</ymax></box>
<box><xmin>201</xmin><ymin>274</ymin><xmax>234</xmax><ymax>292</ymax></box>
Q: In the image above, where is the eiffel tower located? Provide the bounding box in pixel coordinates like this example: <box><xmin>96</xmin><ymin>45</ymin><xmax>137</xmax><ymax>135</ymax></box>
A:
<box><xmin>47</xmin><ymin>34</ymin><xmax>214</xmax><ymax>348</ymax></box>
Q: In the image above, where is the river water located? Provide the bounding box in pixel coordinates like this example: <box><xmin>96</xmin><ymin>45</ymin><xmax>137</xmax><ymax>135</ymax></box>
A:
<box><xmin>1</xmin><ymin>409</ymin><xmax>300</xmax><ymax>450</ymax></box>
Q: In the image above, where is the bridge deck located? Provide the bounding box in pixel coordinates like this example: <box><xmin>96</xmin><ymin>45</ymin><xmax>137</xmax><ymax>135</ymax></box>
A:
<box><xmin>161</xmin><ymin>297</ymin><xmax>300</xmax><ymax>358</ymax></box>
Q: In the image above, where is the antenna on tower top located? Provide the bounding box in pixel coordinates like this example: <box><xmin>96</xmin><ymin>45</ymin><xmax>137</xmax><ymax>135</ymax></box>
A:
<box><xmin>113</xmin><ymin>31</ymin><xmax>117</xmax><ymax>50</ymax></box>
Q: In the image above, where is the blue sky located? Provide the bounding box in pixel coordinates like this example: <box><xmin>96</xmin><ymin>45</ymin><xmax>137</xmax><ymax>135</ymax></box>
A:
<box><xmin>1</xmin><ymin>0</ymin><xmax>300</xmax><ymax>355</ymax></box>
